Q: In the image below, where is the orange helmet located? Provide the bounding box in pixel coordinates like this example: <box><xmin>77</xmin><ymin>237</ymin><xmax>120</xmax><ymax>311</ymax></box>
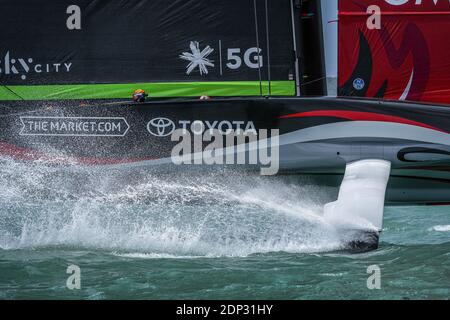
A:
<box><xmin>132</xmin><ymin>89</ymin><xmax>148</xmax><ymax>102</ymax></box>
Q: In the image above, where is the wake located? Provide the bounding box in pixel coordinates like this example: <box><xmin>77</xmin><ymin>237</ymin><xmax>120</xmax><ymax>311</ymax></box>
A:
<box><xmin>0</xmin><ymin>157</ymin><xmax>351</xmax><ymax>256</ymax></box>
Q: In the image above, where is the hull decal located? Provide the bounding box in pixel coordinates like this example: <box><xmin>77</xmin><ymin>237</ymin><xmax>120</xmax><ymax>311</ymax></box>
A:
<box><xmin>279</xmin><ymin>110</ymin><xmax>447</xmax><ymax>133</ymax></box>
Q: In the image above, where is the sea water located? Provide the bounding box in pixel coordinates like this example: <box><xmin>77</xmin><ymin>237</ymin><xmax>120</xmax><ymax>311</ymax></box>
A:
<box><xmin>0</xmin><ymin>158</ymin><xmax>448</xmax><ymax>299</ymax></box>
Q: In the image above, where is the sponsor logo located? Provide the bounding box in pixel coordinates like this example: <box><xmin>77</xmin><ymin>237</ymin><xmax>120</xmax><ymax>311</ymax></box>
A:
<box><xmin>179</xmin><ymin>120</ymin><xmax>257</xmax><ymax>135</ymax></box>
<box><xmin>385</xmin><ymin>0</ymin><xmax>441</xmax><ymax>5</ymax></box>
<box><xmin>179</xmin><ymin>41</ymin><xmax>215</xmax><ymax>76</ymax></box>
<box><xmin>385</xmin><ymin>0</ymin><xmax>409</xmax><ymax>5</ymax></box>
<box><xmin>147</xmin><ymin>118</ymin><xmax>257</xmax><ymax>137</ymax></box>
<box><xmin>179</xmin><ymin>41</ymin><xmax>263</xmax><ymax>76</ymax></box>
<box><xmin>19</xmin><ymin>117</ymin><xmax>129</xmax><ymax>137</ymax></box>
<box><xmin>147</xmin><ymin>117</ymin><xmax>176</xmax><ymax>137</ymax></box>
<box><xmin>353</xmin><ymin>78</ymin><xmax>365</xmax><ymax>90</ymax></box>
<box><xmin>0</xmin><ymin>51</ymin><xmax>73</xmax><ymax>81</ymax></box>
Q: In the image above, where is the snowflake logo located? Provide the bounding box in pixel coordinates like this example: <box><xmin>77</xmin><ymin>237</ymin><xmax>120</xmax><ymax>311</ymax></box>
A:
<box><xmin>179</xmin><ymin>41</ymin><xmax>214</xmax><ymax>76</ymax></box>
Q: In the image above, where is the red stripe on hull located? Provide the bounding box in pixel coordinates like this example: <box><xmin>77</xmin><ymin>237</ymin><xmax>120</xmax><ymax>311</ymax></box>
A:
<box><xmin>0</xmin><ymin>142</ymin><xmax>156</xmax><ymax>166</ymax></box>
<box><xmin>279</xmin><ymin>110</ymin><xmax>447</xmax><ymax>133</ymax></box>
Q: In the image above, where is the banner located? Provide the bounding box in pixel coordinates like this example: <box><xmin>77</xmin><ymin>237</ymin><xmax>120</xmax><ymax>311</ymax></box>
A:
<box><xmin>338</xmin><ymin>0</ymin><xmax>450</xmax><ymax>105</ymax></box>
<box><xmin>0</xmin><ymin>0</ymin><xmax>296</xmax><ymax>99</ymax></box>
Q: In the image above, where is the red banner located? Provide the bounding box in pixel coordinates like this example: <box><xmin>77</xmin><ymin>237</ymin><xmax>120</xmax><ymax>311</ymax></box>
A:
<box><xmin>338</xmin><ymin>0</ymin><xmax>450</xmax><ymax>105</ymax></box>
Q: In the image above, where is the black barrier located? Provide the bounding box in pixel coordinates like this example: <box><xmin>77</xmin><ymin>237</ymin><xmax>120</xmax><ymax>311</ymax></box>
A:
<box><xmin>0</xmin><ymin>0</ymin><xmax>294</xmax><ymax>86</ymax></box>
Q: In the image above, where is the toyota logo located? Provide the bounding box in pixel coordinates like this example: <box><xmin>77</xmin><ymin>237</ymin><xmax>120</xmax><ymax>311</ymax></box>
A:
<box><xmin>147</xmin><ymin>117</ymin><xmax>176</xmax><ymax>137</ymax></box>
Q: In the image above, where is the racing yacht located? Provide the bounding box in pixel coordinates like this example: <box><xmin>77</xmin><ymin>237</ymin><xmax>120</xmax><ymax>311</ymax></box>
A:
<box><xmin>1</xmin><ymin>0</ymin><xmax>449</xmax><ymax>251</ymax></box>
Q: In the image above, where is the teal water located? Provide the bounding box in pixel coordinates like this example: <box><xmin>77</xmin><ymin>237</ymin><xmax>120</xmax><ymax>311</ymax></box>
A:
<box><xmin>0</xmin><ymin>158</ymin><xmax>448</xmax><ymax>299</ymax></box>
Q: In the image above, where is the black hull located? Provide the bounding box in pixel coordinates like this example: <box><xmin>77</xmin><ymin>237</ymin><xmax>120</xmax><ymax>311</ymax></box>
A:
<box><xmin>1</xmin><ymin>96</ymin><xmax>449</xmax><ymax>204</ymax></box>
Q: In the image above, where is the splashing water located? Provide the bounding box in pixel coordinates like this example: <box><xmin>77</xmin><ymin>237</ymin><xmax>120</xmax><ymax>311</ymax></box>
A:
<box><xmin>1</xmin><ymin>157</ymin><xmax>449</xmax><ymax>299</ymax></box>
<box><xmin>429</xmin><ymin>225</ymin><xmax>450</xmax><ymax>232</ymax></box>
<box><xmin>0</xmin><ymin>157</ymin><xmax>356</xmax><ymax>256</ymax></box>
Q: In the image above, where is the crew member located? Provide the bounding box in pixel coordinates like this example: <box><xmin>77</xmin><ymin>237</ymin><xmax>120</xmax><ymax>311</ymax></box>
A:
<box><xmin>132</xmin><ymin>89</ymin><xmax>148</xmax><ymax>103</ymax></box>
